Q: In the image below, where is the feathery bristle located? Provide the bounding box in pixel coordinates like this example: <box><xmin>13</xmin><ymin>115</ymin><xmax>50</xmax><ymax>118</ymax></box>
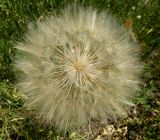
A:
<box><xmin>14</xmin><ymin>5</ymin><xmax>141</xmax><ymax>131</ymax></box>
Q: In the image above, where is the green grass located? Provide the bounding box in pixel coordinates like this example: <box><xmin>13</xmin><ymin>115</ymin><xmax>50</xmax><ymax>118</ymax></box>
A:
<box><xmin>0</xmin><ymin>0</ymin><xmax>159</xmax><ymax>139</ymax></box>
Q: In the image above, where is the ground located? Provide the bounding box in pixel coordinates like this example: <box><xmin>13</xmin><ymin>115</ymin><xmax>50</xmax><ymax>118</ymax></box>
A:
<box><xmin>0</xmin><ymin>0</ymin><xmax>159</xmax><ymax>140</ymax></box>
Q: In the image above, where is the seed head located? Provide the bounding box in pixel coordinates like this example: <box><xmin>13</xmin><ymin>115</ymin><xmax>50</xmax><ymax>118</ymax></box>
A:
<box><xmin>14</xmin><ymin>5</ymin><xmax>141</xmax><ymax>131</ymax></box>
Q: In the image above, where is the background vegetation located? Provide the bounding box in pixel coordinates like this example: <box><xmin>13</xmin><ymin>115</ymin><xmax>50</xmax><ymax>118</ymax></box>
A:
<box><xmin>0</xmin><ymin>0</ymin><xmax>159</xmax><ymax>139</ymax></box>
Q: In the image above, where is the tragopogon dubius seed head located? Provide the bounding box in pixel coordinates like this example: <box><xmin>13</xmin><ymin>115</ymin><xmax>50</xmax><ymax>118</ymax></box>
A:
<box><xmin>14</xmin><ymin>5</ymin><xmax>142</xmax><ymax>131</ymax></box>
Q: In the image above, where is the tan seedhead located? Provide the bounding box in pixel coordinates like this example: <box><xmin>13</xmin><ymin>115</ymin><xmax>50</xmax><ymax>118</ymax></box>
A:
<box><xmin>14</xmin><ymin>5</ymin><xmax>141</xmax><ymax>131</ymax></box>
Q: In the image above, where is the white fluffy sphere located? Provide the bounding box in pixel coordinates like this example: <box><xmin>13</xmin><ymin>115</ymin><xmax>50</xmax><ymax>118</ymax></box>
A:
<box><xmin>14</xmin><ymin>5</ymin><xmax>141</xmax><ymax>131</ymax></box>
